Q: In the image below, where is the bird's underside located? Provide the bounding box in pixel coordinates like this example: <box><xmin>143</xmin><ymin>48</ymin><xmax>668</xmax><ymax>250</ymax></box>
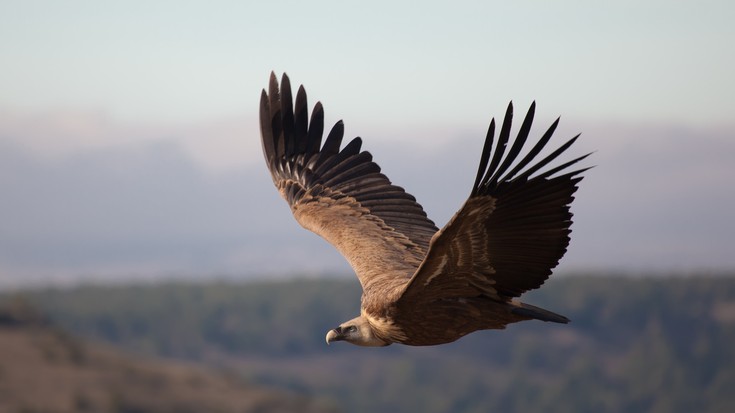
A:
<box><xmin>260</xmin><ymin>72</ymin><xmax>590</xmax><ymax>347</ymax></box>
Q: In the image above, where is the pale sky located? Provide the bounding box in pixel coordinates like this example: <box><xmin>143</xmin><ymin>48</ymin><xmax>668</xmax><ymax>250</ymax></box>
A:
<box><xmin>2</xmin><ymin>1</ymin><xmax>733</xmax><ymax>126</ymax></box>
<box><xmin>1</xmin><ymin>1</ymin><xmax>734</xmax><ymax>286</ymax></box>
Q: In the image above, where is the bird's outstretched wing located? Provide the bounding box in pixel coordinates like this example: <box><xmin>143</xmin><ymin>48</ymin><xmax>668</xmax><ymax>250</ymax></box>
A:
<box><xmin>399</xmin><ymin>102</ymin><xmax>590</xmax><ymax>304</ymax></box>
<box><xmin>260</xmin><ymin>73</ymin><xmax>439</xmax><ymax>293</ymax></box>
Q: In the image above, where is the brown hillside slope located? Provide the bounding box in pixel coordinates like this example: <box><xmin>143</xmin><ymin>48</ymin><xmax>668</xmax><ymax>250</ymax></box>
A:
<box><xmin>0</xmin><ymin>299</ymin><xmax>336</xmax><ymax>413</ymax></box>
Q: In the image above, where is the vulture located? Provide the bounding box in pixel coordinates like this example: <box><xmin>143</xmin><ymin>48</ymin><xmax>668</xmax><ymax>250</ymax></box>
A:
<box><xmin>260</xmin><ymin>73</ymin><xmax>590</xmax><ymax>347</ymax></box>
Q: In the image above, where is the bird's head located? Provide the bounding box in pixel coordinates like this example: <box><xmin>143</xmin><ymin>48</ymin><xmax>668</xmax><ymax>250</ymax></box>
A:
<box><xmin>325</xmin><ymin>315</ymin><xmax>390</xmax><ymax>347</ymax></box>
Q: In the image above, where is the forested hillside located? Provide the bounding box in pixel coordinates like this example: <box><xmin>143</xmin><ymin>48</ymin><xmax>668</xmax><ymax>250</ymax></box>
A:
<box><xmin>3</xmin><ymin>274</ymin><xmax>735</xmax><ymax>413</ymax></box>
<box><xmin>0</xmin><ymin>298</ymin><xmax>335</xmax><ymax>413</ymax></box>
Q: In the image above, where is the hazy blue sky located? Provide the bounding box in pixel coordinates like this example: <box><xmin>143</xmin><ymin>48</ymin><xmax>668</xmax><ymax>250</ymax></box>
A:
<box><xmin>2</xmin><ymin>1</ymin><xmax>733</xmax><ymax>125</ymax></box>
<box><xmin>1</xmin><ymin>1</ymin><xmax>734</xmax><ymax>286</ymax></box>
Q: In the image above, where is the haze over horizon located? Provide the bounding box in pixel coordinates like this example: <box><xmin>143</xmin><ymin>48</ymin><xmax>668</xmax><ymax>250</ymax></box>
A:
<box><xmin>1</xmin><ymin>1</ymin><xmax>734</xmax><ymax>286</ymax></box>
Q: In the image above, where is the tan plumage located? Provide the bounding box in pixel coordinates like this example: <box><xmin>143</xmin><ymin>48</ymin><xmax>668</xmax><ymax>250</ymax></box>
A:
<box><xmin>260</xmin><ymin>73</ymin><xmax>591</xmax><ymax>346</ymax></box>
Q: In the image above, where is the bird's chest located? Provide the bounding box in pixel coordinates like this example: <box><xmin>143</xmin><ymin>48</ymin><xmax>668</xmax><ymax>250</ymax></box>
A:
<box><xmin>359</xmin><ymin>291</ymin><xmax>408</xmax><ymax>343</ymax></box>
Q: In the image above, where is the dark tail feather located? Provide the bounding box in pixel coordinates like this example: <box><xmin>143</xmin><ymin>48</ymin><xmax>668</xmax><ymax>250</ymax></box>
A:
<box><xmin>512</xmin><ymin>302</ymin><xmax>570</xmax><ymax>324</ymax></box>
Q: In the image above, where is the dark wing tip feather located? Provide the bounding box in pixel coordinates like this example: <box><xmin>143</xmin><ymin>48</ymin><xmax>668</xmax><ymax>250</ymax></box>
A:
<box><xmin>472</xmin><ymin>102</ymin><xmax>589</xmax><ymax>197</ymax></box>
<box><xmin>486</xmin><ymin>101</ymin><xmax>536</xmax><ymax>187</ymax></box>
<box><xmin>306</xmin><ymin>101</ymin><xmax>324</xmax><ymax>155</ymax></box>
<box><xmin>471</xmin><ymin>119</ymin><xmax>495</xmax><ymax>196</ymax></box>
<box><xmin>479</xmin><ymin>102</ymin><xmax>514</xmax><ymax>190</ymax></box>
<box><xmin>268</xmin><ymin>72</ymin><xmax>280</xmax><ymax>116</ymax></box>
<box><xmin>294</xmin><ymin>85</ymin><xmax>309</xmax><ymax>152</ymax></box>
<box><xmin>259</xmin><ymin>89</ymin><xmax>275</xmax><ymax>165</ymax></box>
<box><xmin>321</xmin><ymin>120</ymin><xmax>345</xmax><ymax>156</ymax></box>
<box><xmin>513</xmin><ymin>134</ymin><xmax>581</xmax><ymax>182</ymax></box>
<box><xmin>280</xmin><ymin>73</ymin><xmax>296</xmax><ymax>158</ymax></box>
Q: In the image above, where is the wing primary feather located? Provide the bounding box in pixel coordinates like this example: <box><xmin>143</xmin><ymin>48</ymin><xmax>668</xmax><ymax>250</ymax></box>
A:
<box><xmin>317</xmin><ymin>141</ymin><xmax>366</xmax><ymax>180</ymax></box>
<box><xmin>306</xmin><ymin>102</ymin><xmax>324</xmax><ymax>155</ymax></box>
<box><xmin>314</xmin><ymin>137</ymin><xmax>363</xmax><ymax>178</ymax></box>
<box><xmin>514</xmin><ymin>134</ymin><xmax>581</xmax><ymax>182</ymax></box>
<box><xmin>480</xmin><ymin>102</ymin><xmax>514</xmax><ymax>190</ymax></box>
<box><xmin>487</xmin><ymin>101</ymin><xmax>536</xmax><ymax>187</ymax></box>
<box><xmin>536</xmin><ymin>152</ymin><xmax>593</xmax><ymax>179</ymax></box>
<box><xmin>340</xmin><ymin>136</ymin><xmax>363</xmax><ymax>156</ymax></box>
<box><xmin>503</xmin><ymin>117</ymin><xmax>560</xmax><ymax>181</ymax></box>
<box><xmin>259</xmin><ymin>89</ymin><xmax>275</xmax><ymax>165</ymax></box>
<box><xmin>319</xmin><ymin>121</ymin><xmax>345</xmax><ymax>157</ymax></box>
<box><xmin>268</xmin><ymin>72</ymin><xmax>280</xmax><ymax>117</ymax></box>
<box><xmin>294</xmin><ymin>85</ymin><xmax>309</xmax><ymax>153</ymax></box>
<box><xmin>280</xmin><ymin>73</ymin><xmax>296</xmax><ymax>158</ymax></box>
<box><xmin>471</xmin><ymin>118</ymin><xmax>495</xmax><ymax>196</ymax></box>
<box><xmin>268</xmin><ymin>73</ymin><xmax>285</xmax><ymax>160</ymax></box>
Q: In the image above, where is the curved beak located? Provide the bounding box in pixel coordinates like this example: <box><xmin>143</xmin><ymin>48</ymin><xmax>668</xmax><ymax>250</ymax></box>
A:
<box><xmin>325</xmin><ymin>327</ymin><xmax>344</xmax><ymax>345</ymax></box>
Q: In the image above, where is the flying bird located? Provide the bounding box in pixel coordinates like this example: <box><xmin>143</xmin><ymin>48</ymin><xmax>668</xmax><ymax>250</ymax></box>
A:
<box><xmin>260</xmin><ymin>73</ymin><xmax>590</xmax><ymax>347</ymax></box>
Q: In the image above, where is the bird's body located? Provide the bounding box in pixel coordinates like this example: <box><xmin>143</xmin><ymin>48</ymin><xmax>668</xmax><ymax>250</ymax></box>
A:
<box><xmin>260</xmin><ymin>73</ymin><xmax>590</xmax><ymax>347</ymax></box>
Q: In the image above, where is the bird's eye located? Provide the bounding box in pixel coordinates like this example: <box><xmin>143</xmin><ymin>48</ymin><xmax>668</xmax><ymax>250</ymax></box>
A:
<box><xmin>347</xmin><ymin>326</ymin><xmax>357</xmax><ymax>333</ymax></box>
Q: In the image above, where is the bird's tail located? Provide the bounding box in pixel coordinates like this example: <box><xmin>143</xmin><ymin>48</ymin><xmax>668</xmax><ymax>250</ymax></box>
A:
<box><xmin>511</xmin><ymin>302</ymin><xmax>570</xmax><ymax>324</ymax></box>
